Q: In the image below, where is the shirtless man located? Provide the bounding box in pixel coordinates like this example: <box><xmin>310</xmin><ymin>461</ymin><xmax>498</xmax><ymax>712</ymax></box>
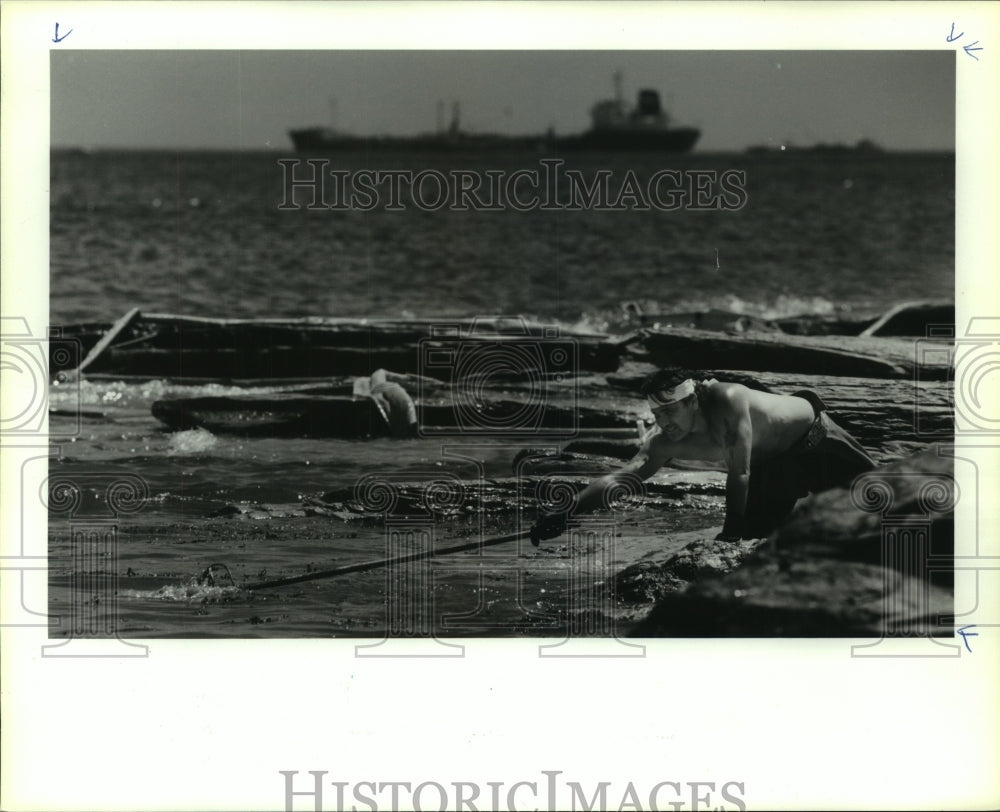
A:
<box><xmin>529</xmin><ymin>368</ymin><xmax>876</xmax><ymax>543</ymax></box>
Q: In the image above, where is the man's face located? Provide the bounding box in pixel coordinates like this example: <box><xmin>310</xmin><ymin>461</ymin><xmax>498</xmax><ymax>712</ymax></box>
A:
<box><xmin>651</xmin><ymin>396</ymin><xmax>696</xmax><ymax>440</ymax></box>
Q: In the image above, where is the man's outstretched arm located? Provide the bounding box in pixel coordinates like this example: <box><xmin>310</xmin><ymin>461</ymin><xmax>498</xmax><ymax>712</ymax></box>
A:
<box><xmin>574</xmin><ymin>451</ymin><xmax>663</xmax><ymax>514</ymax></box>
<box><xmin>530</xmin><ymin>436</ymin><xmax>672</xmax><ymax>544</ymax></box>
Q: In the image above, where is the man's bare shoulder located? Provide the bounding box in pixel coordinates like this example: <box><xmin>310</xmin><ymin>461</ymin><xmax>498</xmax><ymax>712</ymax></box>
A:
<box><xmin>702</xmin><ymin>381</ymin><xmax>754</xmax><ymax>411</ymax></box>
<box><xmin>706</xmin><ymin>381</ymin><xmax>816</xmax><ymax>431</ymax></box>
<box><xmin>714</xmin><ymin>381</ymin><xmax>813</xmax><ymax>408</ymax></box>
<box><xmin>707</xmin><ymin>381</ymin><xmax>797</xmax><ymax>408</ymax></box>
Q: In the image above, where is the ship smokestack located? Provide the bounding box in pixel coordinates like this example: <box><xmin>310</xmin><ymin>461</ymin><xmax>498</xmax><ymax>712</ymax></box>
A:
<box><xmin>637</xmin><ymin>89</ymin><xmax>662</xmax><ymax>116</ymax></box>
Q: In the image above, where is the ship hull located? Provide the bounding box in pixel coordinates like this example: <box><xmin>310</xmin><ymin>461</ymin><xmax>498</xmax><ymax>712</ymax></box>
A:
<box><xmin>288</xmin><ymin>128</ymin><xmax>551</xmax><ymax>153</ymax></box>
<box><xmin>288</xmin><ymin>127</ymin><xmax>701</xmax><ymax>154</ymax></box>
<box><xmin>555</xmin><ymin>127</ymin><xmax>701</xmax><ymax>152</ymax></box>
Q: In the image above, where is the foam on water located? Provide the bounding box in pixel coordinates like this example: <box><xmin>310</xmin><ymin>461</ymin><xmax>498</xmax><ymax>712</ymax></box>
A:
<box><xmin>727</xmin><ymin>294</ymin><xmax>839</xmax><ymax>320</ymax></box>
<box><xmin>119</xmin><ymin>581</ymin><xmax>241</xmax><ymax>602</ymax></box>
<box><xmin>562</xmin><ymin>294</ymin><xmax>849</xmax><ymax>335</ymax></box>
<box><xmin>167</xmin><ymin>427</ymin><xmax>218</xmax><ymax>455</ymax></box>
<box><xmin>52</xmin><ymin>377</ymin><xmax>335</xmax><ymax>409</ymax></box>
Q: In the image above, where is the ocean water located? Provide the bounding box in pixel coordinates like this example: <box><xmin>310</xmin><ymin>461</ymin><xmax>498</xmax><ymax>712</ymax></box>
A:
<box><xmin>51</xmin><ymin>149</ymin><xmax>954</xmax><ymax>324</ymax></box>
<box><xmin>46</xmin><ymin>148</ymin><xmax>954</xmax><ymax>637</ymax></box>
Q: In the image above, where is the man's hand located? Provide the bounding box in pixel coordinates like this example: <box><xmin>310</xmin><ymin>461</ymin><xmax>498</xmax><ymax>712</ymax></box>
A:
<box><xmin>530</xmin><ymin>513</ymin><xmax>570</xmax><ymax>546</ymax></box>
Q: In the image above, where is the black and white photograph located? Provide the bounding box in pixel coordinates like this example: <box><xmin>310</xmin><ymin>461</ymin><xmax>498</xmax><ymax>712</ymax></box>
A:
<box><xmin>44</xmin><ymin>47</ymin><xmax>957</xmax><ymax>640</ymax></box>
<box><xmin>2</xmin><ymin>2</ymin><xmax>998</xmax><ymax>811</ymax></box>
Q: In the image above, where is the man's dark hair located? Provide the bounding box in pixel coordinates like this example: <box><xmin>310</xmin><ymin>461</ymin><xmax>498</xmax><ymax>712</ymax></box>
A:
<box><xmin>640</xmin><ymin>367</ymin><xmax>774</xmax><ymax>396</ymax></box>
<box><xmin>639</xmin><ymin>368</ymin><xmax>706</xmax><ymax>397</ymax></box>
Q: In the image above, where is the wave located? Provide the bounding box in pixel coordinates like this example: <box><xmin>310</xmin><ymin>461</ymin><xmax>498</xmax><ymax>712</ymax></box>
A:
<box><xmin>562</xmin><ymin>294</ymin><xmax>866</xmax><ymax>334</ymax></box>
<box><xmin>167</xmin><ymin>427</ymin><xmax>218</xmax><ymax>455</ymax></box>
<box><xmin>119</xmin><ymin>581</ymin><xmax>241</xmax><ymax>602</ymax></box>
<box><xmin>50</xmin><ymin>377</ymin><xmax>339</xmax><ymax>409</ymax></box>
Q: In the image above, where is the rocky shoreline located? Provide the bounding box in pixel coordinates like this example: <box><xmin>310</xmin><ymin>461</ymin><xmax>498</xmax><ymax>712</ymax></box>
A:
<box><xmin>52</xmin><ymin>299</ymin><xmax>957</xmax><ymax>637</ymax></box>
<box><xmin>617</xmin><ymin>448</ymin><xmax>954</xmax><ymax>636</ymax></box>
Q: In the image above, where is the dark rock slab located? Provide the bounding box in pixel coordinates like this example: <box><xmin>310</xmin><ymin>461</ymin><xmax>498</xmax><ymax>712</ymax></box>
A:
<box><xmin>615</xmin><ymin>563</ymin><xmax>688</xmax><ymax>604</ymax></box>
<box><xmin>511</xmin><ymin>449</ymin><xmax>627</xmax><ymax>476</ymax></box>
<box><xmin>308</xmin><ymin>472</ymin><xmax>725</xmax><ymax>521</ymax></box>
<box><xmin>72</xmin><ymin>313</ymin><xmax>625</xmax><ymax>380</ymax></box>
<box><xmin>562</xmin><ymin>439</ymin><xmax>642</xmax><ymax>461</ymax></box>
<box><xmin>775</xmin><ymin>313</ymin><xmax>878</xmax><ymax>336</ymax></box>
<box><xmin>627</xmin><ymin>448</ymin><xmax>956</xmax><ymax>636</ymax></box>
<box><xmin>770</xmin><ymin>446</ymin><xmax>955</xmax><ymax>583</ymax></box>
<box><xmin>659</xmin><ymin>537</ymin><xmax>769</xmax><ymax>581</ymax></box>
<box><xmin>635</xmin><ymin>327</ymin><xmax>950</xmax><ymax>380</ymax></box>
<box><xmin>774</xmin><ymin>298</ymin><xmax>952</xmax><ymax>338</ymax></box>
<box><xmin>151</xmin><ymin>393</ymin><xmax>638</xmax><ymax>438</ymax></box>
<box><xmin>630</xmin><ymin>558</ymin><xmax>953</xmax><ymax>637</ymax></box>
<box><xmin>152</xmin><ymin>394</ymin><xmax>393</xmax><ymax>438</ymax></box>
<box><xmin>859</xmin><ymin>300</ymin><xmax>955</xmax><ymax>338</ymax></box>
<box><xmin>607</xmin><ymin>362</ymin><xmax>776</xmax><ymax>392</ymax></box>
<box><xmin>619</xmin><ymin>307</ymin><xmax>782</xmax><ymax>333</ymax></box>
<box><xmin>615</xmin><ymin>536</ymin><xmax>767</xmax><ymax>606</ymax></box>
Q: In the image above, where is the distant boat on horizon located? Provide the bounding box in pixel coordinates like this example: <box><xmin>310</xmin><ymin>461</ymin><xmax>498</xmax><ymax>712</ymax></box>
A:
<box><xmin>288</xmin><ymin>75</ymin><xmax>701</xmax><ymax>154</ymax></box>
<box><xmin>744</xmin><ymin>138</ymin><xmax>885</xmax><ymax>155</ymax></box>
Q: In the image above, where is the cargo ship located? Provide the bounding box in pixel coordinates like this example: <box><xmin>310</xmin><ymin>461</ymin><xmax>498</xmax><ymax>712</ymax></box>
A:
<box><xmin>288</xmin><ymin>75</ymin><xmax>700</xmax><ymax>154</ymax></box>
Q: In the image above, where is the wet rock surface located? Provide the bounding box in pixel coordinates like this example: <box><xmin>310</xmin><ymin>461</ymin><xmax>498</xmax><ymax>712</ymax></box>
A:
<box><xmin>659</xmin><ymin>537</ymin><xmax>769</xmax><ymax>581</ymax></box>
<box><xmin>627</xmin><ymin>448</ymin><xmax>955</xmax><ymax>636</ymax></box>
<box><xmin>614</xmin><ymin>563</ymin><xmax>689</xmax><ymax>604</ymax></box>
<box><xmin>631</xmin><ymin>558</ymin><xmax>953</xmax><ymax>637</ymax></box>
<box><xmin>770</xmin><ymin>447</ymin><xmax>954</xmax><ymax>579</ymax></box>
<box><xmin>614</xmin><ymin>536</ymin><xmax>766</xmax><ymax>606</ymax></box>
<box><xmin>635</xmin><ymin>326</ymin><xmax>927</xmax><ymax>379</ymax></box>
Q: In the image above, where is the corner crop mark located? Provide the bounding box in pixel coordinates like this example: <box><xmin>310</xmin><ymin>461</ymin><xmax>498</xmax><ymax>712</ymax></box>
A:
<box><xmin>957</xmin><ymin>625</ymin><xmax>977</xmax><ymax>653</ymax></box>
<box><xmin>947</xmin><ymin>21</ymin><xmax>984</xmax><ymax>60</ymax></box>
<box><xmin>52</xmin><ymin>22</ymin><xmax>73</xmax><ymax>43</ymax></box>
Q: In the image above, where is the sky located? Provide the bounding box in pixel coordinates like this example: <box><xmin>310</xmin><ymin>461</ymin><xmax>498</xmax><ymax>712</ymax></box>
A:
<box><xmin>50</xmin><ymin>50</ymin><xmax>955</xmax><ymax>152</ymax></box>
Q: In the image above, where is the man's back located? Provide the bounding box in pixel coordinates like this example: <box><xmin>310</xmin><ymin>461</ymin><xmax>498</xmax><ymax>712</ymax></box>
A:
<box><xmin>649</xmin><ymin>381</ymin><xmax>817</xmax><ymax>463</ymax></box>
<box><xmin>706</xmin><ymin>382</ymin><xmax>817</xmax><ymax>459</ymax></box>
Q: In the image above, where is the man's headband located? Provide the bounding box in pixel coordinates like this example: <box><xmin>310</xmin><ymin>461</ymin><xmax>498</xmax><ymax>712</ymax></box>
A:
<box><xmin>647</xmin><ymin>378</ymin><xmax>695</xmax><ymax>409</ymax></box>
